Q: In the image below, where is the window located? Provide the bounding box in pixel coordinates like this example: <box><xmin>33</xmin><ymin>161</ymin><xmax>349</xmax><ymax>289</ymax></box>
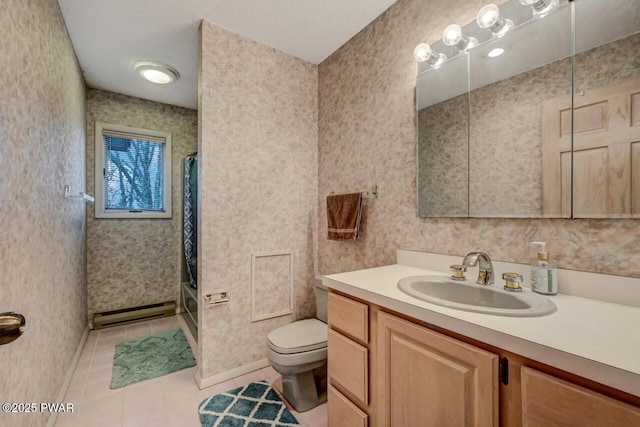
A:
<box><xmin>95</xmin><ymin>122</ymin><xmax>172</xmax><ymax>219</ymax></box>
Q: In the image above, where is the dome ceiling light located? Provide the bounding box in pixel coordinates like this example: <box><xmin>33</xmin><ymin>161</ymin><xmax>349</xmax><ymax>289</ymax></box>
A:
<box><xmin>133</xmin><ymin>60</ymin><xmax>180</xmax><ymax>85</ymax></box>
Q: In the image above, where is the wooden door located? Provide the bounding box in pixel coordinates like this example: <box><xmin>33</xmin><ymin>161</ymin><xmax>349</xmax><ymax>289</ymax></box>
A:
<box><xmin>376</xmin><ymin>312</ymin><xmax>498</xmax><ymax>427</ymax></box>
<box><xmin>521</xmin><ymin>367</ymin><xmax>640</xmax><ymax>426</ymax></box>
<box><xmin>542</xmin><ymin>76</ymin><xmax>640</xmax><ymax>218</ymax></box>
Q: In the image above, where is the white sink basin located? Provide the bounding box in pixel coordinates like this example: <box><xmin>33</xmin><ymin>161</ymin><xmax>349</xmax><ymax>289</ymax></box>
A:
<box><xmin>397</xmin><ymin>275</ymin><xmax>556</xmax><ymax>317</ymax></box>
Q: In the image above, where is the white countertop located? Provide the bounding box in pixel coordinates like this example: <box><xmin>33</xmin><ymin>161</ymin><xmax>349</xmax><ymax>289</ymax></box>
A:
<box><xmin>324</xmin><ymin>263</ymin><xmax>640</xmax><ymax>397</ymax></box>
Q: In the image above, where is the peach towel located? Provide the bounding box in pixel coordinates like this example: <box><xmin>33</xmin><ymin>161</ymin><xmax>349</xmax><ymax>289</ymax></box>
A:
<box><xmin>327</xmin><ymin>192</ymin><xmax>363</xmax><ymax>240</ymax></box>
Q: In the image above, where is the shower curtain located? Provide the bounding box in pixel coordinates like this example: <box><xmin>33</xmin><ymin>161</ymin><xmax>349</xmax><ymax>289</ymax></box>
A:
<box><xmin>183</xmin><ymin>153</ymin><xmax>198</xmax><ymax>288</ymax></box>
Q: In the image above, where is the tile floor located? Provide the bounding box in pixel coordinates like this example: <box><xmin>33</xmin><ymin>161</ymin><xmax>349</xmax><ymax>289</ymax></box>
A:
<box><xmin>54</xmin><ymin>315</ymin><xmax>327</xmax><ymax>427</ymax></box>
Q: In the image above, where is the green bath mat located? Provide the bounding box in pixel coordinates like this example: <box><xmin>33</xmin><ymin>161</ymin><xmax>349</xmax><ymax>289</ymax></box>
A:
<box><xmin>198</xmin><ymin>380</ymin><xmax>300</xmax><ymax>427</ymax></box>
<box><xmin>110</xmin><ymin>328</ymin><xmax>196</xmax><ymax>389</ymax></box>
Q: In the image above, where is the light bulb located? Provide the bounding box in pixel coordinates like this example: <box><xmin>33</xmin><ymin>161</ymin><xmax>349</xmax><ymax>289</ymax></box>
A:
<box><xmin>414</xmin><ymin>43</ymin><xmax>447</xmax><ymax>68</ymax></box>
<box><xmin>519</xmin><ymin>0</ymin><xmax>559</xmax><ymax>18</ymax></box>
<box><xmin>443</xmin><ymin>25</ymin><xmax>463</xmax><ymax>46</ymax></box>
<box><xmin>414</xmin><ymin>43</ymin><xmax>432</xmax><ymax>63</ymax></box>
<box><xmin>442</xmin><ymin>24</ymin><xmax>477</xmax><ymax>51</ymax></box>
<box><xmin>477</xmin><ymin>4</ymin><xmax>500</xmax><ymax>28</ymax></box>
<box><xmin>477</xmin><ymin>4</ymin><xmax>513</xmax><ymax>38</ymax></box>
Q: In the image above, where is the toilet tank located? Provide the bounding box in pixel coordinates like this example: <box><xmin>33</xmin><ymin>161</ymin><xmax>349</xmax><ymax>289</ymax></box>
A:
<box><xmin>315</xmin><ymin>276</ymin><xmax>328</xmax><ymax>323</ymax></box>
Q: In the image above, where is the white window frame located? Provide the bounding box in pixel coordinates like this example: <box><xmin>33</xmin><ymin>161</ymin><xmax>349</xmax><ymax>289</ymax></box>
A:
<box><xmin>94</xmin><ymin>122</ymin><xmax>172</xmax><ymax>219</ymax></box>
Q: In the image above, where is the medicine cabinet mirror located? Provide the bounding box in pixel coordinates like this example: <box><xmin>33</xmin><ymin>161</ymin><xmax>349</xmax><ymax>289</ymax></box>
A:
<box><xmin>416</xmin><ymin>0</ymin><xmax>640</xmax><ymax>218</ymax></box>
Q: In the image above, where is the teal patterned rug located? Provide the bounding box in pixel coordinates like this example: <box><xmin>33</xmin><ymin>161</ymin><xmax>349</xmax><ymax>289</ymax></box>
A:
<box><xmin>110</xmin><ymin>328</ymin><xmax>195</xmax><ymax>389</ymax></box>
<box><xmin>199</xmin><ymin>381</ymin><xmax>300</xmax><ymax>427</ymax></box>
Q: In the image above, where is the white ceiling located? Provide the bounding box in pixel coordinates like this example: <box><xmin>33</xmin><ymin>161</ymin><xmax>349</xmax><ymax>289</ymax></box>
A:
<box><xmin>57</xmin><ymin>0</ymin><xmax>397</xmax><ymax>110</ymax></box>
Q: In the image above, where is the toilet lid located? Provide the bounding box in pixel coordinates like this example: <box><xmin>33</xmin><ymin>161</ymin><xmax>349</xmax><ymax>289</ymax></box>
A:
<box><xmin>267</xmin><ymin>318</ymin><xmax>327</xmax><ymax>354</ymax></box>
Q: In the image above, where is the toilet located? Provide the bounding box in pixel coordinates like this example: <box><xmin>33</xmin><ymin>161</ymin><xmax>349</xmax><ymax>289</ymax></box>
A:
<box><xmin>266</xmin><ymin>277</ymin><xmax>328</xmax><ymax>412</ymax></box>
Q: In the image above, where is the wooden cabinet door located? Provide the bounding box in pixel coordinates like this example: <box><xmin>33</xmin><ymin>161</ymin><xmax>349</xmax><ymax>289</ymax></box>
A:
<box><xmin>521</xmin><ymin>367</ymin><xmax>640</xmax><ymax>426</ymax></box>
<box><xmin>376</xmin><ymin>312</ymin><xmax>498</xmax><ymax>427</ymax></box>
<box><xmin>542</xmin><ymin>76</ymin><xmax>640</xmax><ymax>218</ymax></box>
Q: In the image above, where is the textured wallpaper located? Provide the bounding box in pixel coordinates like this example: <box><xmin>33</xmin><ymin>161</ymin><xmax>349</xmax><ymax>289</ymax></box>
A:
<box><xmin>86</xmin><ymin>89</ymin><xmax>198</xmax><ymax>320</ymax></box>
<box><xmin>198</xmin><ymin>21</ymin><xmax>318</xmax><ymax>380</ymax></box>
<box><xmin>318</xmin><ymin>0</ymin><xmax>640</xmax><ymax>278</ymax></box>
<box><xmin>417</xmin><ymin>93</ymin><xmax>469</xmax><ymax>217</ymax></box>
<box><xmin>0</xmin><ymin>1</ymin><xmax>87</xmax><ymax>426</ymax></box>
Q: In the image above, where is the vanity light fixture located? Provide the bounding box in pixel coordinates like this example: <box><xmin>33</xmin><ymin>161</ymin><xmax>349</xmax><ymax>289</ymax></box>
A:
<box><xmin>477</xmin><ymin>3</ymin><xmax>514</xmax><ymax>38</ymax></box>
<box><xmin>519</xmin><ymin>0</ymin><xmax>560</xmax><ymax>18</ymax></box>
<box><xmin>133</xmin><ymin>60</ymin><xmax>180</xmax><ymax>85</ymax></box>
<box><xmin>413</xmin><ymin>43</ymin><xmax>447</xmax><ymax>68</ymax></box>
<box><xmin>415</xmin><ymin>0</ymin><xmax>566</xmax><ymax>73</ymax></box>
<box><xmin>442</xmin><ymin>24</ymin><xmax>477</xmax><ymax>51</ymax></box>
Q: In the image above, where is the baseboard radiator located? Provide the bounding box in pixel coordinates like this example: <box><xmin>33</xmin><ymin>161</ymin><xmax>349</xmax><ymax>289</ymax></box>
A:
<box><xmin>93</xmin><ymin>301</ymin><xmax>176</xmax><ymax>329</ymax></box>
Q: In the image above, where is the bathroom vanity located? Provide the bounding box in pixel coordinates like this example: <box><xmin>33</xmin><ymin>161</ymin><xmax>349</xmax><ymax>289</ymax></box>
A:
<box><xmin>324</xmin><ymin>251</ymin><xmax>640</xmax><ymax>426</ymax></box>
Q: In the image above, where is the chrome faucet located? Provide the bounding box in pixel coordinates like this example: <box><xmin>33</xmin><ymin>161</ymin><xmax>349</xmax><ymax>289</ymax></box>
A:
<box><xmin>462</xmin><ymin>252</ymin><xmax>494</xmax><ymax>285</ymax></box>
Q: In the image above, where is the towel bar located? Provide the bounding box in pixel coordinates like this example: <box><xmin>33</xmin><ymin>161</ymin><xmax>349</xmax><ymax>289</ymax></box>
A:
<box><xmin>331</xmin><ymin>185</ymin><xmax>378</xmax><ymax>198</ymax></box>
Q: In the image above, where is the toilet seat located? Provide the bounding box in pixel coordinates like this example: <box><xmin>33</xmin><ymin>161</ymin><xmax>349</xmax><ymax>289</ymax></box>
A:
<box><xmin>267</xmin><ymin>319</ymin><xmax>327</xmax><ymax>354</ymax></box>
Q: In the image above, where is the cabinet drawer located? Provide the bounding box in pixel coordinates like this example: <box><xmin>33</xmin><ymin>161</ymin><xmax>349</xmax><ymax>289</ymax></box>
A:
<box><xmin>328</xmin><ymin>292</ymin><xmax>368</xmax><ymax>343</ymax></box>
<box><xmin>328</xmin><ymin>329</ymin><xmax>368</xmax><ymax>405</ymax></box>
<box><xmin>522</xmin><ymin>367</ymin><xmax>640</xmax><ymax>426</ymax></box>
<box><xmin>328</xmin><ymin>384</ymin><xmax>368</xmax><ymax>427</ymax></box>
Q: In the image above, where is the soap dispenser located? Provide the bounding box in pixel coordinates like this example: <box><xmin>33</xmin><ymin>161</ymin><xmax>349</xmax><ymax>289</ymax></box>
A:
<box><xmin>530</xmin><ymin>242</ymin><xmax>558</xmax><ymax>295</ymax></box>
